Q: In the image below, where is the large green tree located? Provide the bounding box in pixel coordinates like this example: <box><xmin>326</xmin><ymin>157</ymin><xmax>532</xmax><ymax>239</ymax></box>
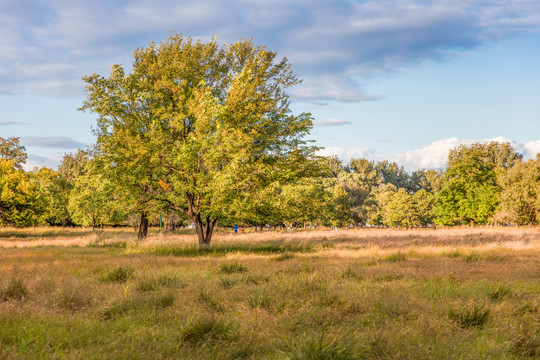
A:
<box><xmin>81</xmin><ymin>33</ymin><xmax>317</xmax><ymax>247</ymax></box>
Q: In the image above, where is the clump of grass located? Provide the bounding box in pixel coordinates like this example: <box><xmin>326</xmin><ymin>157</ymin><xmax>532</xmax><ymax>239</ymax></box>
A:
<box><xmin>219</xmin><ymin>263</ymin><xmax>248</xmax><ymax>274</ymax></box>
<box><xmin>55</xmin><ymin>284</ymin><xmax>91</xmax><ymax>311</ymax></box>
<box><xmin>464</xmin><ymin>252</ymin><xmax>481</xmax><ymax>262</ymax></box>
<box><xmin>512</xmin><ymin>331</ymin><xmax>540</xmax><ymax>358</ymax></box>
<box><xmin>219</xmin><ymin>277</ymin><xmax>238</xmax><ymax>289</ymax></box>
<box><xmin>101</xmin><ymin>292</ymin><xmax>174</xmax><ymax>320</ymax></box>
<box><xmin>488</xmin><ymin>282</ymin><xmax>512</xmax><ymax>301</ymax></box>
<box><xmin>383</xmin><ymin>252</ymin><xmax>407</xmax><ymax>262</ymax></box>
<box><xmin>156</xmin><ymin>274</ymin><xmax>183</xmax><ymax>287</ymax></box>
<box><xmin>285</xmin><ymin>336</ymin><xmax>361</xmax><ymax>360</ymax></box>
<box><xmin>136</xmin><ymin>279</ymin><xmax>157</xmax><ymax>292</ymax></box>
<box><xmin>181</xmin><ymin>317</ymin><xmax>236</xmax><ymax>343</ymax></box>
<box><xmin>341</xmin><ymin>266</ymin><xmax>363</xmax><ymax>280</ymax></box>
<box><xmin>247</xmin><ymin>291</ymin><xmax>270</xmax><ymax>309</ymax></box>
<box><xmin>449</xmin><ymin>304</ymin><xmax>490</xmax><ymax>329</ymax></box>
<box><xmin>99</xmin><ymin>266</ymin><xmax>134</xmax><ymax>283</ymax></box>
<box><xmin>1</xmin><ymin>277</ymin><xmax>29</xmax><ymax>301</ymax></box>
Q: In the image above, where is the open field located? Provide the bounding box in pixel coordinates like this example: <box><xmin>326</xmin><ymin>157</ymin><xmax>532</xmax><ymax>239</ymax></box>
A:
<box><xmin>1</xmin><ymin>227</ymin><xmax>540</xmax><ymax>359</ymax></box>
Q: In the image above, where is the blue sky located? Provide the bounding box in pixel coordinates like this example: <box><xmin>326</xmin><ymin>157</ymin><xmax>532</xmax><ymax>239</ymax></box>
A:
<box><xmin>1</xmin><ymin>0</ymin><xmax>539</xmax><ymax>171</ymax></box>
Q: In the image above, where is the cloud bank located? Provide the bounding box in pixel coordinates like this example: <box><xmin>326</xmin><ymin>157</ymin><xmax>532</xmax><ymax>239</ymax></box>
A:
<box><xmin>1</xmin><ymin>0</ymin><xmax>540</xmax><ymax>101</ymax></box>
<box><xmin>21</xmin><ymin>136</ymin><xmax>86</xmax><ymax>149</ymax></box>
<box><xmin>318</xmin><ymin>137</ymin><xmax>540</xmax><ymax>172</ymax></box>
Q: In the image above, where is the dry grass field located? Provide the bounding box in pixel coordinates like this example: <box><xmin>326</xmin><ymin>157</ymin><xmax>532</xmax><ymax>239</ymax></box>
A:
<box><xmin>1</xmin><ymin>227</ymin><xmax>539</xmax><ymax>359</ymax></box>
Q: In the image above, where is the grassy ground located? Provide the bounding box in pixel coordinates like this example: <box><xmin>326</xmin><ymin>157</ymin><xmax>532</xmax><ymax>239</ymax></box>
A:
<box><xmin>1</xmin><ymin>227</ymin><xmax>539</xmax><ymax>359</ymax></box>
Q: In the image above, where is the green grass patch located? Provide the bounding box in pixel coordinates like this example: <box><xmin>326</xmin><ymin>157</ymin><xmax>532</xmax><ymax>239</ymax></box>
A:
<box><xmin>127</xmin><ymin>241</ymin><xmax>314</xmax><ymax>257</ymax></box>
<box><xmin>219</xmin><ymin>263</ymin><xmax>248</xmax><ymax>274</ymax></box>
<box><xmin>383</xmin><ymin>252</ymin><xmax>407</xmax><ymax>262</ymax></box>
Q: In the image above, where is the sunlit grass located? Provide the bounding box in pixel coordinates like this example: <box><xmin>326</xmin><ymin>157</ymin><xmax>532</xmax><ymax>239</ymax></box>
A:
<box><xmin>1</xmin><ymin>226</ymin><xmax>540</xmax><ymax>358</ymax></box>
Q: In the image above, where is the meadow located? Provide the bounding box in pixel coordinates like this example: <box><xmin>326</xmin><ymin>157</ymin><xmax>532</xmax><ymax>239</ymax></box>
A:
<box><xmin>0</xmin><ymin>227</ymin><xmax>539</xmax><ymax>359</ymax></box>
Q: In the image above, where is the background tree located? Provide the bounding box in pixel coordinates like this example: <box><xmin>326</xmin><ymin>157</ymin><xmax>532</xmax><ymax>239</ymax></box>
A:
<box><xmin>81</xmin><ymin>33</ymin><xmax>317</xmax><ymax>247</ymax></box>
<box><xmin>30</xmin><ymin>167</ymin><xmax>71</xmax><ymax>226</ymax></box>
<box><xmin>495</xmin><ymin>157</ymin><xmax>540</xmax><ymax>225</ymax></box>
<box><xmin>58</xmin><ymin>149</ymin><xmax>90</xmax><ymax>184</ymax></box>
<box><xmin>386</xmin><ymin>188</ymin><xmax>419</xmax><ymax>228</ymax></box>
<box><xmin>0</xmin><ymin>159</ymin><xmax>41</xmax><ymax>226</ymax></box>
<box><xmin>0</xmin><ymin>137</ymin><xmax>27</xmax><ymax>170</ymax></box>
<box><xmin>67</xmin><ymin>172</ymin><xmax>126</xmax><ymax>229</ymax></box>
<box><xmin>375</xmin><ymin>160</ymin><xmax>409</xmax><ymax>190</ymax></box>
<box><xmin>436</xmin><ymin>142</ymin><xmax>520</xmax><ymax>226</ymax></box>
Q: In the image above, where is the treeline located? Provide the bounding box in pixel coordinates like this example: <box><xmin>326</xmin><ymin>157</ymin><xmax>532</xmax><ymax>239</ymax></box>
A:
<box><xmin>1</xmin><ymin>136</ymin><xmax>539</xmax><ymax>231</ymax></box>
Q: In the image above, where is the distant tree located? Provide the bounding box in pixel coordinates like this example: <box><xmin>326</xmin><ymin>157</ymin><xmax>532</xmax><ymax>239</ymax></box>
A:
<box><xmin>0</xmin><ymin>137</ymin><xmax>27</xmax><ymax>170</ymax></box>
<box><xmin>328</xmin><ymin>183</ymin><xmax>352</xmax><ymax>227</ymax></box>
<box><xmin>30</xmin><ymin>167</ymin><xmax>71</xmax><ymax>226</ymax></box>
<box><xmin>409</xmin><ymin>169</ymin><xmax>443</xmax><ymax>193</ymax></box>
<box><xmin>495</xmin><ymin>157</ymin><xmax>540</xmax><ymax>225</ymax></box>
<box><xmin>325</xmin><ymin>156</ymin><xmax>344</xmax><ymax>177</ymax></box>
<box><xmin>375</xmin><ymin>160</ymin><xmax>410</xmax><ymax>190</ymax></box>
<box><xmin>80</xmin><ymin>33</ymin><xmax>317</xmax><ymax>248</ymax></box>
<box><xmin>58</xmin><ymin>149</ymin><xmax>89</xmax><ymax>184</ymax></box>
<box><xmin>272</xmin><ymin>177</ymin><xmax>330</xmax><ymax>231</ymax></box>
<box><xmin>368</xmin><ymin>183</ymin><xmax>397</xmax><ymax>226</ymax></box>
<box><xmin>67</xmin><ymin>173</ymin><xmax>126</xmax><ymax>229</ymax></box>
<box><xmin>414</xmin><ymin>189</ymin><xmax>435</xmax><ymax>227</ymax></box>
<box><xmin>436</xmin><ymin>142</ymin><xmax>520</xmax><ymax>226</ymax></box>
<box><xmin>339</xmin><ymin>159</ymin><xmax>380</xmax><ymax>225</ymax></box>
<box><xmin>0</xmin><ymin>159</ymin><xmax>40</xmax><ymax>226</ymax></box>
<box><xmin>386</xmin><ymin>188</ymin><xmax>419</xmax><ymax>228</ymax></box>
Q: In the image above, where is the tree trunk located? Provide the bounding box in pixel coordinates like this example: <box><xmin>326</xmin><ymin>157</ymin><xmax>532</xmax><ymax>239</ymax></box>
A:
<box><xmin>138</xmin><ymin>211</ymin><xmax>149</xmax><ymax>240</ymax></box>
<box><xmin>194</xmin><ymin>216</ymin><xmax>217</xmax><ymax>249</ymax></box>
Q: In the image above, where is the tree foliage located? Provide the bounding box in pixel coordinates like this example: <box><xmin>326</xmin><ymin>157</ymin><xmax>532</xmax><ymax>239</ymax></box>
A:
<box><xmin>0</xmin><ymin>159</ymin><xmax>40</xmax><ymax>226</ymax></box>
<box><xmin>0</xmin><ymin>137</ymin><xmax>27</xmax><ymax>170</ymax></box>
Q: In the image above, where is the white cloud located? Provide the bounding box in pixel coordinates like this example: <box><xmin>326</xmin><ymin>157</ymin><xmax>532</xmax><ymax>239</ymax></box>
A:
<box><xmin>313</xmin><ymin>118</ymin><xmax>352</xmax><ymax>126</ymax></box>
<box><xmin>23</xmin><ymin>153</ymin><xmax>63</xmax><ymax>171</ymax></box>
<box><xmin>320</xmin><ymin>137</ymin><xmax>540</xmax><ymax>172</ymax></box>
<box><xmin>317</xmin><ymin>146</ymin><xmax>375</xmax><ymax>161</ymax></box>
